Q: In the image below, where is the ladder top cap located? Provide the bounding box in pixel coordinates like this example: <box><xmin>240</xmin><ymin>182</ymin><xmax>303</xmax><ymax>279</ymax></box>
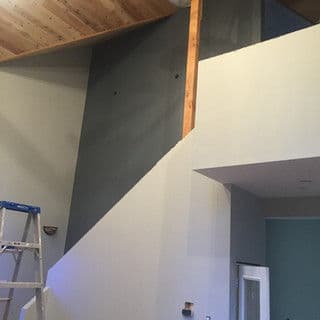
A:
<box><xmin>0</xmin><ymin>201</ymin><xmax>41</xmax><ymax>214</ymax></box>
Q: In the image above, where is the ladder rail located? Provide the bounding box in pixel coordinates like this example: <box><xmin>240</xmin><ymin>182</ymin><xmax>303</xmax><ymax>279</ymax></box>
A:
<box><xmin>0</xmin><ymin>208</ymin><xmax>5</xmax><ymax>241</ymax></box>
<box><xmin>0</xmin><ymin>282</ymin><xmax>42</xmax><ymax>289</ymax></box>
<box><xmin>33</xmin><ymin>213</ymin><xmax>45</xmax><ymax>320</ymax></box>
<box><xmin>0</xmin><ymin>241</ymin><xmax>40</xmax><ymax>250</ymax></box>
<box><xmin>2</xmin><ymin>214</ymin><xmax>32</xmax><ymax>320</ymax></box>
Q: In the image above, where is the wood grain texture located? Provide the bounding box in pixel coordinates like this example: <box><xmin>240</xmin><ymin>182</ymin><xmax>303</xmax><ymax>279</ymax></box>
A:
<box><xmin>182</xmin><ymin>0</ymin><xmax>202</xmax><ymax>138</ymax></box>
<box><xmin>0</xmin><ymin>0</ymin><xmax>176</xmax><ymax>62</ymax></box>
<box><xmin>278</xmin><ymin>0</ymin><xmax>320</xmax><ymax>23</ymax></box>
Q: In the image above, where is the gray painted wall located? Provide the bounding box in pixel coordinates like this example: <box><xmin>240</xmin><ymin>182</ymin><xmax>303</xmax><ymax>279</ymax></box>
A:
<box><xmin>229</xmin><ymin>194</ymin><xmax>320</xmax><ymax>320</ymax></box>
<box><xmin>263</xmin><ymin>0</ymin><xmax>311</xmax><ymax>40</ymax></box>
<box><xmin>263</xmin><ymin>198</ymin><xmax>320</xmax><ymax>320</ymax></box>
<box><xmin>266</xmin><ymin>219</ymin><xmax>320</xmax><ymax>320</ymax></box>
<box><xmin>229</xmin><ymin>186</ymin><xmax>266</xmax><ymax>320</ymax></box>
<box><xmin>66</xmin><ymin>0</ymin><xmax>262</xmax><ymax>250</ymax></box>
<box><xmin>263</xmin><ymin>197</ymin><xmax>320</xmax><ymax>217</ymax></box>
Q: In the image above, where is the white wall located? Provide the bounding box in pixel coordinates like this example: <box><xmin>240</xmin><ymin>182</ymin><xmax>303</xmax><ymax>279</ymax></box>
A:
<box><xmin>23</xmin><ymin>133</ymin><xmax>231</xmax><ymax>320</ymax></box>
<box><xmin>195</xmin><ymin>25</ymin><xmax>320</xmax><ymax>170</ymax></box>
<box><xmin>0</xmin><ymin>48</ymin><xmax>91</xmax><ymax>320</ymax></box>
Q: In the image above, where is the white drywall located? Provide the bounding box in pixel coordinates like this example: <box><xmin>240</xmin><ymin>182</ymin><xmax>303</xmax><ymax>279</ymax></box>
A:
<box><xmin>24</xmin><ymin>133</ymin><xmax>231</xmax><ymax>320</ymax></box>
<box><xmin>199</xmin><ymin>157</ymin><xmax>320</xmax><ymax>198</ymax></box>
<box><xmin>195</xmin><ymin>25</ymin><xmax>320</xmax><ymax>170</ymax></box>
<box><xmin>0</xmin><ymin>48</ymin><xmax>91</xmax><ymax>320</ymax></box>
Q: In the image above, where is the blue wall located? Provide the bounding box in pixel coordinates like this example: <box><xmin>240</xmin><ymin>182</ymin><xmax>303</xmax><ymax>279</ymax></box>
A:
<box><xmin>263</xmin><ymin>0</ymin><xmax>311</xmax><ymax>40</ymax></box>
<box><xmin>266</xmin><ymin>219</ymin><xmax>320</xmax><ymax>320</ymax></box>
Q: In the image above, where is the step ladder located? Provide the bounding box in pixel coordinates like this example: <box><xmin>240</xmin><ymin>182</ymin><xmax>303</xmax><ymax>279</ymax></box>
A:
<box><xmin>0</xmin><ymin>201</ymin><xmax>45</xmax><ymax>320</ymax></box>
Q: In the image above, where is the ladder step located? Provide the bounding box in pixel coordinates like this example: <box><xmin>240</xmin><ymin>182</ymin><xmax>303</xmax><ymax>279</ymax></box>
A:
<box><xmin>0</xmin><ymin>248</ymin><xmax>22</xmax><ymax>254</ymax></box>
<box><xmin>0</xmin><ymin>241</ymin><xmax>40</xmax><ymax>250</ymax></box>
<box><xmin>0</xmin><ymin>201</ymin><xmax>41</xmax><ymax>214</ymax></box>
<box><xmin>0</xmin><ymin>281</ymin><xmax>42</xmax><ymax>289</ymax></box>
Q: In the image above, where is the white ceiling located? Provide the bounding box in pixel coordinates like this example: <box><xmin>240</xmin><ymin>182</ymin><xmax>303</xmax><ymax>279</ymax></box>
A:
<box><xmin>197</xmin><ymin>157</ymin><xmax>320</xmax><ymax>198</ymax></box>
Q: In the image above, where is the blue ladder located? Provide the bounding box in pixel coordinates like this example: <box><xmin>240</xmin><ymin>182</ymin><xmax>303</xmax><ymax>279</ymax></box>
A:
<box><xmin>0</xmin><ymin>201</ymin><xmax>45</xmax><ymax>320</ymax></box>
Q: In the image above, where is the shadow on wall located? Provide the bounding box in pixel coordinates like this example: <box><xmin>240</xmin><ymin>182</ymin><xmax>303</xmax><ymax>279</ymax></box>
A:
<box><xmin>0</xmin><ymin>47</ymin><xmax>92</xmax><ymax>88</ymax></box>
<box><xmin>0</xmin><ymin>47</ymin><xmax>92</xmax><ymax>199</ymax></box>
<box><xmin>200</xmin><ymin>0</ymin><xmax>261</xmax><ymax>59</ymax></box>
<box><xmin>0</xmin><ymin>46</ymin><xmax>91</xmax><ymax>320</ymax></box>
<box><xmin>262</xmin><ymin>0</ymin><xmax>311</xmax><ymax>40</ymax></box>
<box><xmin>0</xmin><ymin>112</ymin><xmax>64</xmax><ymax>198</ymax></box>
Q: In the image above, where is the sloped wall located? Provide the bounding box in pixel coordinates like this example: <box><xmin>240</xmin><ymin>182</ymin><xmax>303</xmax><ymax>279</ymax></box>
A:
<box><xmin>24</xmin><ymin>133</ymin><xmax>231</xmax><ymax>320</ymax></box>
<box><xmin>0</xmin><ymin>47</ymin><xmax>91</xmax><ymax>320</ymax></box>
<box><xmin>66</xmin><ymin>0</ymin><xmax>262</xmax><ymax>250</ymax></box>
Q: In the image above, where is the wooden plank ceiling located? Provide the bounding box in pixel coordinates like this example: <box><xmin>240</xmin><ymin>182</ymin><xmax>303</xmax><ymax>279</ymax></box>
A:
<box><xmin>0</xmin><ymin>0</ymin><xmax>176</xmax><ymax>63</ymax></box>
<box><xmin>278</xmin><ymin>0</ymin><xmax>320</xmax><ymax>23</ymax></box>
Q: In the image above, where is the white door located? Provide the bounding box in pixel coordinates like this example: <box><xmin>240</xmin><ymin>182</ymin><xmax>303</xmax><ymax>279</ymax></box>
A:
<box><xmin>239</xmin><ymin>265</ymin><xmax>270</xmax><ymax>320</ymax></box>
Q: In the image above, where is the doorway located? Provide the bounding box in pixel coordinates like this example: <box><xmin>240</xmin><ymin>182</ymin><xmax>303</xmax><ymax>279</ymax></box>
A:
<box><xmin>238</xmin><ymin>265</ymin><xmax>270</xmax><ymax>320</ymax></box>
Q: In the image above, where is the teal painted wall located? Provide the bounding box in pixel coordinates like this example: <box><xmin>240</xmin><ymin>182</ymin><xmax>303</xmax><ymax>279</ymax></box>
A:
<box><xmin>266</xmin><ymin>219</ymin><xmax>320</xmax><ymax>320</ymax></box>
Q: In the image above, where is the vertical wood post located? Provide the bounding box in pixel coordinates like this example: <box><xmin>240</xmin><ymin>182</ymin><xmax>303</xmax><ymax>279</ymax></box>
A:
<box><xmin>182</xmin><ymin>0</ymin><xmax>203</xmax><ymax>138</ymax></box>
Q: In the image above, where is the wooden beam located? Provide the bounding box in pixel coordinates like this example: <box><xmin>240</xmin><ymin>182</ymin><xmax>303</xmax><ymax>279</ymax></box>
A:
<box><xmin>182</xmin><ymin>0</ymin><xmax>203</xmax><ymax>138</ymax></box>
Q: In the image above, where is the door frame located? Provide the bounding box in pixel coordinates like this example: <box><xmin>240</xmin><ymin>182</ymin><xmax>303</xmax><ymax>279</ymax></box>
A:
<box><xmin>239</xmin><ymin>264</ymin><xmax>270</xmax><ymax>320</ymax></box>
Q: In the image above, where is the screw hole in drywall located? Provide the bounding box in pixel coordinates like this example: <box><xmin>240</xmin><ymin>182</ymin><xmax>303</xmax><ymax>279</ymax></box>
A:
<box><xmin>175</xmin><ymin>74</ymin><xmax>180</xmax><ymax>79</ymax></box>
<box><xmin>113</xmin><ymin>91</ymin><xmax>119</xmax><ymax>96</ymax></box>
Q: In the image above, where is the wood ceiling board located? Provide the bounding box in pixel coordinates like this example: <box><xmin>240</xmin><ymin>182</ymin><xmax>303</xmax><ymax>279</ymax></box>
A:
<box><xmin>0</xmin><ymin>0</ymin><xmax>176</xmax><ymax>63</ymax></box>
<box><xmin>278</xmin><ymin>0</ymin><xmax>320</xmax><ymax>23</ymax></box>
